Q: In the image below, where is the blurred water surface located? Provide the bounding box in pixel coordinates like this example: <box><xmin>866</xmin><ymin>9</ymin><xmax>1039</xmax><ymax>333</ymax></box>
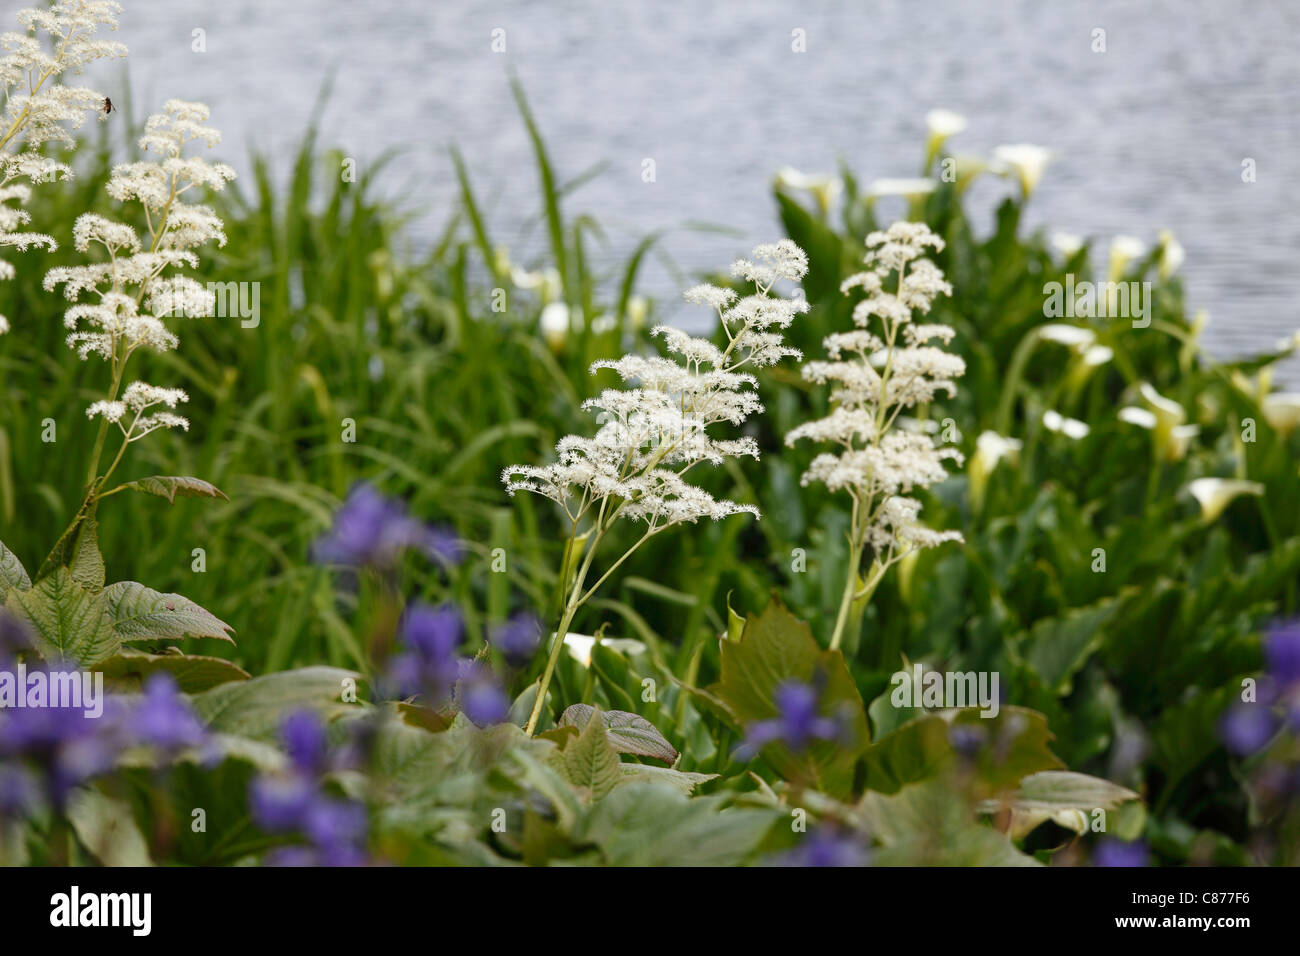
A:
<box><xmin>15</xmin><ymin>0</ymin><xmax>1299</xmax><ymax>373</ymax></box>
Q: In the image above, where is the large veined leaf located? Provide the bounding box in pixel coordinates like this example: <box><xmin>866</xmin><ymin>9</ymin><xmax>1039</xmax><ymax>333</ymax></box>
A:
<box><xmin>1019</xmin><ymin>598</ymin><xmax>1119</xmax><ymax>695</ymax></box>
<box><xmin>99</xmin><ymin>581</ymin><xmax>234</xmax><ymax>643</ymax></box>
<box><xmin>860</xmin><ymin>715</ymin><xmax>954</xmax><ymax>794</ymax></box>
<box><xmin>977</xmin><ymin>770</ymin><xmax>1140</xmax><ymax>840</ymax></box>
<box><xmin>860</xmin><ymin>779</ymin><xmax>1041</xmax><ymax>866</ymax></box>
<box><xmin>119</xmin><ymin>475</ymin><xmax>228</xmax><ymax>505</ymax></box>
<box><xmin>66</xmin><ymin>516</ymin><xmax>105</xmax><ymax>591</ymax></box>
<box><xmin>0</xmin><ymin>538</ymin><xmax>30</xmax><ymax>600</ymax></box>
<box><xmin>995</xmin><ymin>770</ymin><xmax>1140</xmax><ymax>812</ymax></box>
<box><xmin>190</xmin><ymin>666</ymin><xmax>361</xmax><ymax>740</ymax></box>
<box><xmin>559</xmin><ymin>703</ymin><xmax>678</xmax><ymax>763</ymax></box>
<box><xmin>620</xmin><ymin>764</ymin><xmax>717</xmax><ymax>795</ymax></box>
<box><xmin>4</xmin><ymin>568</ymin><xmax>117</xmax><ymax>666</ymax></box>
<box><xmin>66</xmin><ymin>787</ymin><xmax>153</xmax><ymax>866</ymax></box>
<box><xmin>574</xmin><ymin>784</ymin><xmax>779</xmax><ymax>866</ymax></box>
<box><xmin>100</xmin><ymin>648</ymin><xmax>250</xmax><ymax>693</ymax></box>
<box><xmin>705</xmin><ymin>597</ymin><xmax>870</xmax><ymax>798</ymax></box>
<box><xmin>553</xmin><ymin>706</ymin><xmax>623</xmax><ymax>801</ymax></box>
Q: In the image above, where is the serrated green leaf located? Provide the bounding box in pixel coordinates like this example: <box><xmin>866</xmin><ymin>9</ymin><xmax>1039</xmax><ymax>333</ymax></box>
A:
<box><xmin>0</xmin><ymin>538</ymin><xmax>30</xmax><ymax>600</ymax></box>
<box><xmin>100</xmin><ymin>648</ymin><xmax>250</xmax><ymax>693</ymax></box>
<box><xmin>120</xmin><ymin>475</ymin><xmax>229</xmax><ymax>505</ymax></box>
<box><xmin>100</xmin><ymin>580</ymin><xmax>234</xmax><ymax>643</ymax></box>
<box><xmin>5</xmin><ymin>568</ymin><xmax>117</xmax><ymax>665</ymax></box>
<box><xmin>1020</xmin><ymin>599</ymin><xmax>1118</xmax><ymax>695</ymax></box>
<box><xmin>995</xmin><ymin>770</ymin><xmax>1140</xmax><ymax>812</ymax></box>
<box><xmin>620</xmin><ymin>764</ymin><xmax>717</xmax><ymax>795</ymax></box>
<box><xmin>860</xmin><ymin>779</ymin><xmax>1041</xmax><ymax>866</ymax></box>
<box><xmin>66</xmin><ymin>787</ymin><xmax>152</xmax><ymax>866</ymax></box>
<box><xmin>707</xmin><ymin>596</ymin><xmax>869</xmax><ymax>798</ymax></box>
<box><xmin>553</xmin><ymin>705</ymin><xmax>623</xmax><ymax>801</ymax></box>
<box><xmin>190</xmin><ymin>666</ymin><xmax>361</xmax><ymax>740</ymax></box>
<box><xmin>575</xmin><ymin>784</ymin><xmax>777</xmax><ymax>866</ymax></box>
<box><xmin>66</xmin><ymin>516</ymin><xmax>104</xmax><ymax>591</ymax></box>
<box><xmin>861</xmin><ymin>715</ymin><xmax>954</xmax><ymax>794</ymax></box>
<box><xmin>559</xmin><ymin>702</ymin><xmax>678</xmax><ymax>763</ymax></box>
<box><xmin>978</xmin><ymin>770</ymin><xmax>1140</xmax><ymax>840</ymax></box>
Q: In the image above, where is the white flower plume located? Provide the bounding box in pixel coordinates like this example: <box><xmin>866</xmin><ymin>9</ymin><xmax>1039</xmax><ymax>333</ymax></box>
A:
<box><xmin>0</xmin><ymin>1</ymin><xmax>128</xmax><ymax>333</ymax></box>
<box><xmin>787</xmin><ymin>221</ymin><xmax>965</xmax><ymax>647</ymax></box>
<box><xmin>504</xmin><ymin>240</ymin><xmax>807</xmax><ymax>532</ymax></box>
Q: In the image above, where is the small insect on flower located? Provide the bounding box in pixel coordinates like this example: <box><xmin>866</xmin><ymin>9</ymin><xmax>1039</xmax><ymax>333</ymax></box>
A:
<box><xmin>103</xmin><ymin>97</ymin><xmax>114</xmax><ymax>115</ymax></box>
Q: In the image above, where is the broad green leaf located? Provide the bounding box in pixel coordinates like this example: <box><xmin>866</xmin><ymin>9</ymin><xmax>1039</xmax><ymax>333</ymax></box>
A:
<box><xmin>1019</xmin><ymin>598</ymin><xmax>1118</xmax><ymax>695</ymax></box>
<box><xmin>120</xmin><ymin>475</ymin><xmax>228</xmax><ymax>505</ymax></box>
<box><xmin>5</xmin><ymin>568</ymin><xmax>117</xmax><ymax>665</ymax></box>
<box><xmin>553</xmin><ymin>706</ymin><xmax>623</xmax><ymax>801</ymax></box>
<box><xmin>994</xmin><ymin>770</ymin><xmax>1139</xmax><ymax>812</ymax></box>
<box><xmin>943</xmin><ymin>707</ymin><xmax>1065</xmax><ymax>795</ymax></box>
<box><xmin>706</xmin><ymin>597</ymin><xmax>869</xmax><ymax>798</ymax></box>
<box><xmin>978</xmin><ymin>770</ymin><xmax>1140</xmax><ymax>840</ymax></box>
<box><xmin>190</xmin><ymin>666</ymin><xmax>361</xmax><ymax>740</ymax></box>
<box><xmin>66</xmin><ymin>516</ymin><xmax>105</xmax><ymax>591</ymax></box>
<box><xmin>0</xmin><ymin>538</ymin><xmax>30</xmax><ymax>599</ymax></box>
<box><xmin>576</xmin><ymin>783</ymin><xmax>778</xmax><ymax>866</ymax></box>
<box><xmin>860</xmin><ymin>715</ymin><xmax>954</xmax><ymax>794</ymax></box>
<box><xmin>860</xmin><ymin>779</ymin><xmax>1040</xmax><ymax>866</ymax></box>
<box><xmin>559</xmin><ymin>702</ymin><xmax>678</xmax><ymax>763</ymax></box>
<box><xmin>66</xmin><ymin>787</ymin><xmax>152</xmax><ymax>866</ymax></box>
<box><xmin>100</xmin><ymin>580</ymin><xmax>234</xmax><ymax>643</ymax></box>
<box><xmin>620</xmin><ymin>764</ymin><xmax>717</xmax><ymax>795</ymax></box>
<box><xmin>1150</xmin><ymin>680</ymin><xmax>1244</xmax><ymax>792</ymax></box>
<box><xmin>100</xmin><ymin>648</ymin><xmax>250</xmax><ymax>693</ymax></box>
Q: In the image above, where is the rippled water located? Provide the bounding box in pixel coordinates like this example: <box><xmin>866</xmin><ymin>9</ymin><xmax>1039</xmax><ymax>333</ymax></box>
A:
<box><xmin>19</xmin><ymin>0</ymin><xmax>1300</xmax><ymax>376</ymax></box>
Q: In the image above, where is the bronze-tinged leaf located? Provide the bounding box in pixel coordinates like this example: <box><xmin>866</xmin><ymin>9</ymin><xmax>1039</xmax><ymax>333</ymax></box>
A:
<box><xmin>120</xmin><ymin>476</ymin><xmax>229</xmax><ymax>505</ymax></box>
<box><xmin>559</xmin><ymin>703</ymin><xmax>679</xmax><ymax>764</ymax></box>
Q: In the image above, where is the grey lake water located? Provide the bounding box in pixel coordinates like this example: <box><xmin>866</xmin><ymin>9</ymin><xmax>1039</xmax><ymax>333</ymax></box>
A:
<box><xmin>14</xmin><ymin>0</ymin><xmax>1300</xmax><ymax>377</ymax></box>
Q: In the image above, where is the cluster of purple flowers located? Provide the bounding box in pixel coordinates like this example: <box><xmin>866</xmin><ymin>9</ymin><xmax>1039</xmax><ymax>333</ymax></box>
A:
<box><xmin>771</xmin><ymin>825</ymin><xmax>872</xmax><ymax>867</ymax></box>
<box><xmin>311</xmin><ymin>482</ymin><xmax>462</xmax><ymax>570</ymax></box>
<box><xmin>1220</xmin><ymin>620</ymin><xmax>1300</xmax><ymax>757</ymax></box>
<box><xmin>313</xmin><ymin>484</ymin><xmax>514</xmax><ymax>726</ymax></box>
<box><xmin>248</xmin><ymin>710</ymin><xmax>369</xmax><ymax>867</ymax></box>
<box><xmin>1092</xmin><ymin>839</ymin><xmax>1149</xmax><ymax>868</ymax></box>
<box><xmin>739</xmin><ymin>680</ymin><xmax>847</xmax><ymax>759</ymax></box>
<box><xmin>490</xmin><ymin>612</ymin><xmax>542</xmax><ymax>668</ymax></box>
<box><xmin>383</xmin><ymin>603</ymin><xmax>510</xmax><ymax>726</ymax></box>
<box><xmin>0</xmin><ymin>665</ymin><xmax>208</xmax><ymax>819</ymax></box>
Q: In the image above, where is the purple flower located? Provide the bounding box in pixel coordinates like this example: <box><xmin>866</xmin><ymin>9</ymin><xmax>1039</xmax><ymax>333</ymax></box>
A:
<box><xmin>491</xmin><ymin>613</ymin><xmax>542</xmax><ymax>667</ymax></box>
<box><xmin>0</xmin><ymin>764</ymin><xmax>38</xmax><ymax>817</ymax></box>
<box><xmin>1093</xmin><ymin>839</ymin><xmax>1149</xmax><ymax>868</ymax></box>
<box><xmin>0</xmin><ymin>674</ymin><xmax>125</xmax><ymax>807</ymax></box>
<box><xmin>0</xmin><ymin>610</ymin><xmax>32</xmax><ymax>660</ymax></box>
<box><xmin>1220</xmin><ymin>705</ymin><xmax>1278</xmax><ymax>756</ymax></box>
<box><xmin>303</xmin><ymin>797</ymin><xmax>367</xmax><ymax>851</ymax></box>
<box><xmin>311</xmin><ymin>483</ymin><xmax>461</xmax><ymax>569</ymax></box>
<box><xmin>129</xmin><ymin>674</ymin><xmax>207</xmax><ymax>752</ymax></box>
<box><xmin>248</xmin><ymin>775</ymin><xmax>317</xmax><ymax>832</ymax></box>
<box><xmin>773</xmin><ymin>827</ymin><xmax>871</xmax><ymax>867</ymax></box>
<box><xmin>282</xmin><ymin>710</ymin><xmax>329</xmax><ymax>776</ymax></box>
<box><xmin>456</xmin><ymin>660</ymin><xmax>510</xmax><ymax>727</ymax></box>
<box><xmin>741</xmin><ymin>681</ymin><xmax>843</xmax><ymax>757</ymax></box>
<box><xmin>948</xmin><ymin>724</ymin><xmax>987</xmax><ymax>758</ymax></box>
<box><xmin>384</xmin><ymin>603</ymin><xmax>463</xmax><ymax>701</ymax></box>
<box><xmin>1265</xmin><ymin>620</ymin><xmax>1300</xmax><ymax>686</ymax></box>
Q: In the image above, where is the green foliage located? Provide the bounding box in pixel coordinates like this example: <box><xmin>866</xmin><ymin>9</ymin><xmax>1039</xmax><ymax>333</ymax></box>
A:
<box><xmin>2</xmin><ymin>90</ymin><xmax>1293</xmax><ymax>866</ymax></box>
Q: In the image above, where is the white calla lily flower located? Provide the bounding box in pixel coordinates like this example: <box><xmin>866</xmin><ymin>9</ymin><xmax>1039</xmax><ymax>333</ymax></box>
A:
<box><xmin>1185</xmin><ymin>478</ymin><xmax>1264</xmax><ymax>523</ymax></box>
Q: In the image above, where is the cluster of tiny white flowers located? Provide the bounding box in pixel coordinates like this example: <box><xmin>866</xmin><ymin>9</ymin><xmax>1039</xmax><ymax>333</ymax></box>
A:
<box><xmin>87</xmin><ymin>381</ymin><xmax>189</xmax><ymax>439</ymax></box>
<box><xmin>787</xmin><ymin>221</ymin><xmax>965</xmax><ymax>569</ymax></box>
<box><xmin>0</xmin><ymin>1</ymin><xmax>127</xmax><ymax>333</ymax></box>
<box><xmin>42</xmin><ymin>98</ymin><xmax>233</xmax><ymax>431</ymax></box>
<box><xmin>504</xmin><ymin>240</ymin><xmax>808</xmax><ymax>532</ymax></box>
